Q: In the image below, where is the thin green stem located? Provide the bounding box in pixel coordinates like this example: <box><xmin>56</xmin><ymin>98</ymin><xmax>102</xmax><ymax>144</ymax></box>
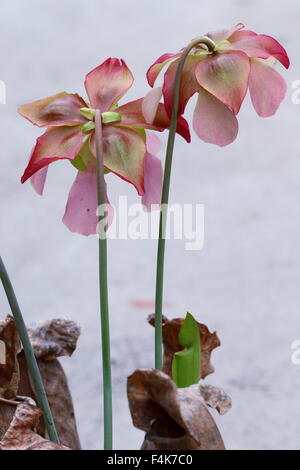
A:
<box><xmin>0</xmin><ymin>256</ymin><xmax>59</xmax><ymax>443</ymax></box>
<box><xmin>154</xmin><ymin>37</ymin><xmax>216</xmax><ymax>370</ymax></box>
<box><xmin>94</xmin><ymin>110</ymin><xmax>113</xmax><ymax>450</ymax></box>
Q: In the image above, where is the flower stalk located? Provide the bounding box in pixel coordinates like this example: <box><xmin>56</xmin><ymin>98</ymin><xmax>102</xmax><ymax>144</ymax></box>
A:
<box><xmin>154</xmin><ymin>37</ymin><xmax>215</xmax><ymax>370</ymax></box>
<box><xmin>94</xmin><ymin>110</ymin><xmax>113</xmax><ymax>450</ymax></box>
<box><xmin>0</xmin><ymin>256</ymin><xmax>59</xmax><ymax>443</ymax></box>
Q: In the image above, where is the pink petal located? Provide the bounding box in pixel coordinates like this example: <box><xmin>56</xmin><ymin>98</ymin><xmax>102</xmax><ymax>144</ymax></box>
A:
<box><xmin>232</xmin><ymin>34</ymin><xmax>290</xmax><ymax>69</ymax></box>
<box><xmin>147</xmin><ymin>53</ymin><xmax>180</xmax><ymax>87</ymax></box>
<box><xmin>21</xmin><ymin>127</ymin><xmax>83</xmax><ymax>183</ymax></box>
<box><xmin>249</xmin><ymin>59</ymin><xmax>287</xmax><ymax>117</ymax></box>
<box><xmin>18</xmin><ymin>93</ymin><xmax>87</xmax><ymax>127</ymax></box>
<box><xmin>91</xmin><ymin>125</ymin><xmax>146</xmax><ymax>195</ymax></box>
<box><xmin>142</xmin><ymin>87</ymin><xmax>163</xmax><ymax>124</ymax></box>
<box><xmin>116</xmin><ymin>99</ymin><xmax>191</xmax><ymax>142</ymax></box>
<box><xmin>63</xmin><ymin>169</ymin><xmax>114</xmax><ymax>236</ymax></box>
<box><xmin>207</xmin><ymin>23</ymin><xmax>245</xmax><ymax>43</ymax></box>
<box><xmin>195</xmin><ymin>51</ymin><xmax>250</xmax><ymax>114</ymax></box>
<box><xmin>163</xmin><ymin>55</ymin><xmax>201</xmax><ymax>117</ymax></box>
<box><xmin>193</xmin><ymin>90</ymin><xmax>239</xmax><ymax>147</ymax></box>
<box><xmin>142</xmin><ymin>153</ymin><xmax>163</xmax><ymax>211</ymax></box>
<box><xmin>85</xmin><ymin>58</ymin><xmax>134</xmax><ymax>112</ymax></box>
<box><xmin>146</xmin><ymin>131</ymin><xmax>161</xmax><ymax>155</ymax></box>
<box><xmin>30</xmin><ymin>167</ymin><xmax>48</xmax><ymax>195</ymax></box>
<box><xmin>228</xmin><ymin>30</ymin><xmax>257</xmax><ymax>43</ymax></box>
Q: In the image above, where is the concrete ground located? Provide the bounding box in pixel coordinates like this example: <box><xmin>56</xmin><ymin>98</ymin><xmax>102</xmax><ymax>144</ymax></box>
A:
<box><xmin>1</xmin><ymin>0</ymin><xmax>300</xmax><ymax>450</ymax></box>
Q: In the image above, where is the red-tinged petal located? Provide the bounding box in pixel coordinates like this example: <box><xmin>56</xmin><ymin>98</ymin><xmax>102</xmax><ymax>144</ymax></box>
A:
<box><xmin>21</xmin><ymin>127</ymin><xmax>83</xmax><ymax>183</ymax></box>
<box><xmin>85</xmin><ymin>58</ymin><xmax>134</xmax><ymax>111</ymax></box>
<box><xmin>195</xmin><ymin>51</ymin><xmax>250</xmax><ymax>114</ymax></box>
<box><xmin>142</xmin><ymin>153</ymin><xmax>163</xmax><ymax>211</ymax></box>
<box><xmin>207</xmin><ymin>23</ymin><xmax>245</xmax><ymax>43</ymax></box>
<box><xmin>30</xmin><ymin>167</ymin><xmax>48</xmax><ymax>195</ymax></box>
<box><xmin>91</xmin><ymin>126</ymin><xmax>146</xmax><ymax>195</ymax></box>
<box><xmin>249</xmin><ymin>59</ymin><xmax>287</xmax><ymax>117</ymax></box>
<box><xmin>163</xmin><ymin>55</ymin><xmax>201</xmax><ymax>117</ymax></box>
<box><xmin>147</xmin><ymin>53</ymin><xmax>180</xmax><ymax>87</ymax></box>
<box><xmin>146</xmin><ymin>131</ymin><xmax>161</xmax><ymax>155</ymax></box>
<box><xmin>229</xmin><ymin>30</ymin><xmax>257</xmax><ymax>43</ymax></box>
<box><xmin>62</xmin><ymin>169</ymin><xmax>113</xmax><ymax>236</ymax></box>
<box><xmin>193</xmin><ymin>90</ymin><xmax>239</xmax><ymax>147</ymax></box>
<box><xmin>142</xmin><ymin>87</ymin><xmax>163</xmax><ymax>124</ymax></box>
<box><xmin>116</xmin><ymin>99</ymin><xmax>191</xmax><ymax>142</ymax></box>
<box><xmin>232</xmin><ymin>34</ymin><xmax>290</xmax><ymax>69</ymax></box>
<box><xmin>18</xmin><ymin>93</ymin><xmax>87</xmax><ymax>127</ymax></box>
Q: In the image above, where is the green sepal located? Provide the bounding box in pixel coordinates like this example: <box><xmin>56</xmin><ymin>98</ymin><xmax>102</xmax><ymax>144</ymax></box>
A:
<box><xmin>172</xmin><ymin>313</ymin><xmax>201</xmax><ymax>389</ymax></box>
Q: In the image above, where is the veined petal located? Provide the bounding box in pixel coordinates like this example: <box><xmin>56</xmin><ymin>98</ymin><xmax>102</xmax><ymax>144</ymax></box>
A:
<box><xmin>18</xmin><ymin>92</ymin><xmax>87</xmax><ymax>127</ymax></box>
<box><xmin>85</xmin><ymin>58</ymin><xmax>134</xmax><ymax>111</ymax></box>
<box><xmin>146</xmin><ymin>131</ymin><xmax>161</xmax><ymax>155</ymax></box>
<box><xmin>228</xmin><ymin>30</ymin><xmax>257</xmax><ymax>43</ymax></box>
<box><xmin>30</xmin><ymin>167</ymin><xmax>48</xmax><ymax>195</ymax></box>
<box><xmin>147</xmin><ymin>53</ymin><xmax>180</xmax><ymax>87</ymax></box>
<box><xmin>163</xmin><ymin>55</ymin><xmax>201</xmax><ymax>117</ymax></box>
<box><xmin>91</xmin><ymin>126</ymin><xmax>146</xmax><ymax>195</ymax></box>
<box><xmin>142</xmin><ymin>153</ymin><xmax>163</xmax><ymax>211</ymax></box>
<box><xmin>63</xmin><ymin>169</ymin><xmax>113</xmax><ymax>236</ymax></box>
<box><xmin>195</xmin><ymin>51</ymin><xmax>250</xmax><ymax>114</ymax></box>
<box><xmin>116</xmin><ymin>99</ymin><xmax>191</xmax><ymax>142</ymax></box>
<box><xmin>207</xmin><ymin>23</ymin><xmax>245</xmax><ymax>43</ymax></box>
<box><xmin>193</xmin><ymin>90</ymin><xmax>239</xmax><ymax>147</ymax></box>
<box><xmin>142</xmin><ymin>87</ymin><xmax>163</xmax><ymax>124</ymax></box>
<box><xmin>21</xmin><ymin>127</ymin><xmax>83</xmax><ymax>183</ymax></box>
<box><xmin>249</xmin><ymin>59</ymin><xmax>287</xmax><ymax>117</ymax></box>
<box><xmin>232</xmin><ymin>34</ymin><xmax>290</xmax><ymax>69</ymax></box>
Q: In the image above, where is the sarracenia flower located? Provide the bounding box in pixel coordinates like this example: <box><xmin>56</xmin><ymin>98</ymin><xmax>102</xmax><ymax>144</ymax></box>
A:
<box><xmin>19</xmin><ymin>58</ymin><xmax>190</xmax><ymax>235</ymax></box>
<box><xmin>146</xmin><ymin>23</ymin><xmax>290</xmax><ymax>147</ymax></box>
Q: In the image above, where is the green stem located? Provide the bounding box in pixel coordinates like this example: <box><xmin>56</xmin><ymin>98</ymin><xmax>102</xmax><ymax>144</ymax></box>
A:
<box><xmin>0</xmin><ymin>256</ymin><xmax>59</xmax><ymax>443</ymax></box>
<box><xmin>94</xmin><ymin>110</ymin><xmax>113</xmax><ymax>450</ymax></box>
<box><xmin>154</xmin><ymin>36</ymin><xmax>216</xmax><ymax>370</ymax></box>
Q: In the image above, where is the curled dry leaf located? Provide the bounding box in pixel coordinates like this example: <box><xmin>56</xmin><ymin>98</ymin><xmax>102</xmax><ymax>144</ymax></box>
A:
<box><xmin>148</xmin><ymin>314</ymin><xmax>220</xmax><ymax>380</ymax></box>
<box><xmin>128</xmin><ymin>369</ymin><xmax>226</xmax><ymax>451</ymax></box>
<box><xmin>0</xmin><ymin>316</ymin><xmax>21</xmax><ymax>400</ymax></box>
<box><xmin>18</xmin><ymin>319</ymin><xmax>81</xmax><ymax>450</ymax></box>
<box><xmin>0</xmin><ymin>403</ymin><xmax>70</xmax><ymax>450</ymax></box>
<box><xmin>200</xmin><ymin>384</ymin><xmax>232</xmax><ymax>416</ymax></box>
<box><xmin>27</xmin><ymin>319</ymin><xmax>80</xmax><ymax>360</ymax></box>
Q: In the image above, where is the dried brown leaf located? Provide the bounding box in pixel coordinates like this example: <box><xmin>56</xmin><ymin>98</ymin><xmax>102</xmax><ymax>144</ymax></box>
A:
<box><xmin>128</xmin><ymin>369</ymin><xmax>226</xmax><ymax>450</ymax></box>
<box><xmin>27</xmin><ymin>319</ymin><xmax>80</xmax><ymax>361</ymax></box>
<box><xmin>200</xmin><ymin>384</ymin><xmax>232</xmax><ymax>416</ymax></box>
<box><xmin>0</xmin><ymin>316</ymin><xmax>21</xmax><ymax>399</ymax></box>
<box><xmin>0</xmin><ymin>403</ymin><xmax>70</xmax><ymax>450</ymax></box>
<box><xmin>148</xmin><ymin>315</ymin><xmax>220</xmax><ymax>380</ymax></box>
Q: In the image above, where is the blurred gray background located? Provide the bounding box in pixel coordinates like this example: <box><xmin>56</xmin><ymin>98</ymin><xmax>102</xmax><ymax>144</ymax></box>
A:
<box><xmin>1</xmin><ymin>0</ymin><xmax>300</xmax><ymax>450</ymax></box>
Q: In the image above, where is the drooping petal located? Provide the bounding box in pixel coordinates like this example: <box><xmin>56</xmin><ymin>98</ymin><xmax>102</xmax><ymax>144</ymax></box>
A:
<box><xmin>18</xmin><ymin>93</ymin><xmax>87</xmax><ymax>127</ymax></box>
<box><xmin>91</xmin><ymin>126</ymin><xmax>146</xmax><ymax>195</ymax></box>
<box><xmin>30</xmin><ymin>166</ymin><xmax>48</xmax><ymax>195</ymax></box>
<box><xmin>147</xmin><ymin>53</ymin><xmax>180</xmax><ymax>87</ymax></box>
<box><xmin>228</xmin><ymin>29</ymin><xmax>257</xmax><ymax>43</ymax></box>
<box><xmin>116</xmin><ymin>99</ymin><xmax>191</xmax><ymax>142</ymax></box>
<box><xmin>249</xmin><ymin>59</ymin><xmax>287</xmax><ymax>117</ymax></box>
<box><xmin>146</xmin><ymin>131</ymin><xmax>161</xmax><ymax>155</ymax></box>
<box><xmin>85</xmin><ymin>58</ymin><xmax>134</xmax><ymax>112</ymax></box>
<box><xmin>142</xmin><ymin>87</ymin><xmax>163</xmax><ymax>124</ymax></box>
<box><xmin>193</xmin><ymin>90</ymin><xmax>239</xmax><ymax>147</ymax></box>
<box><xmin>163</xmin><ymin>55</ymin><xmax>201</xmax><ymax>117</ymax></box>
<box><xmin>207</xmin><ymin>23</ymin><xmax>245</xmax><ymax>43</ymax></box>
<box><xmin>195</xmin><ymin>51</ymin><xmax>250</xmax><ymax>114</ymax></box>
<box><xmin>142</xmin><ymin>153</ymin><xmax>163</xmax><ymax>211</ymax></box>
<box><xmin>232</xmin><ymin>34</ymin><xmax>290</xmax><ymax>69</ymax></box>
<box><xmin>21</xmin><ymin>127</ymin><xmax>83</xmax><ymax>183</ymax></box>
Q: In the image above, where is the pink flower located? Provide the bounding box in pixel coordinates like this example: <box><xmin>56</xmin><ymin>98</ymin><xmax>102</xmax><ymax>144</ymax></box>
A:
<box><xmin>19</xmin><ymin>58</ymin><xmax>190</xmax><ymax>236</ymax></box>
<box><xmin>147</xmin><ymin>24</ymin><xmax>290</xmax><ymax>147</ymax></box>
